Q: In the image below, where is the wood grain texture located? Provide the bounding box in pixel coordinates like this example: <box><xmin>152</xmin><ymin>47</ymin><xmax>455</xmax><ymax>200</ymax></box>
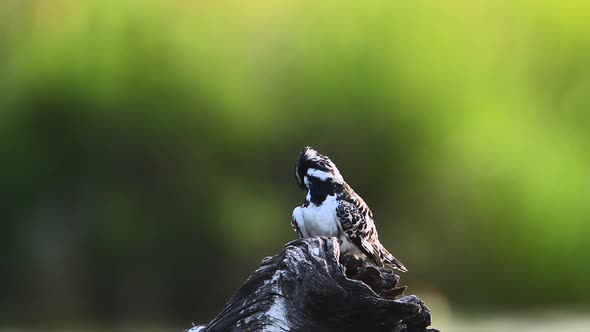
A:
<box><xmin>188</xmin><ymin>237</ymin><xmax>439</xmax><ymax>332</ymax></box>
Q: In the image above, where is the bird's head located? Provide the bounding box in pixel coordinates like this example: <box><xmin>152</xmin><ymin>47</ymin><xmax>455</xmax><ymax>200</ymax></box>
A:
<box><xmin>294</xmin><ymin>146</ymin><xmax>344</xmax><ymax>191</ymax></box>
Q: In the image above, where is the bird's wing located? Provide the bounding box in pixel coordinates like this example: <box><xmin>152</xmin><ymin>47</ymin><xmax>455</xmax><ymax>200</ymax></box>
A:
<box><xmin>342</xmin><ymin>183</ymin><xmax>374</xmax><ymax>219</ymax></box>
<box><xmin>338</xmin><ymin>184</ymin><xmax>408</xmax><ymax>272</ymax></box>
<box><xmin>336</xmin><ymin>199</ymin><xmax>384</xmax><ymax>266</ymax></box>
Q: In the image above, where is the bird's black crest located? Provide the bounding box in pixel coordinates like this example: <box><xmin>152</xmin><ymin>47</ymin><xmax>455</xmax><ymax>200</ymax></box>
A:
<box><xmin>294</xmin><ymin>146</ymin><xmax>343</xmax><ymax>190</ymax></box>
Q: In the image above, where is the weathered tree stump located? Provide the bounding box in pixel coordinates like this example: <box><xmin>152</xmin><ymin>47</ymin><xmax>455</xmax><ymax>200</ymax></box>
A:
<box><xmin>188</xmin><ymin>237</ymin><xmax>439</xmax><ymax>332</ymax></box>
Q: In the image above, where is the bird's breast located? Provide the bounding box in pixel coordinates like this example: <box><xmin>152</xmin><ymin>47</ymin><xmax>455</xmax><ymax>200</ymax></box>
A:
<box><xmin>301</xmin><ymin>195</ymin><xmax>339</xmax><ymax>237</ymax></box>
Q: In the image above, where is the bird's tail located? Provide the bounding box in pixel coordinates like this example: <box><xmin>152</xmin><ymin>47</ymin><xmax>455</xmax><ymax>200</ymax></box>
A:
<box><xmin>380</xmin><ymin>245</ymin><xmax>408</xmax><ymax>272</ymax></box>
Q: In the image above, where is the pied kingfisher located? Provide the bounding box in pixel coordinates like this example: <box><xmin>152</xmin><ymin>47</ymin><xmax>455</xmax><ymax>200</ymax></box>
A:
<box><xmin>291</xmin><ymin>147</ymin><xmax>407</xmax><ymax>272</ymax></box>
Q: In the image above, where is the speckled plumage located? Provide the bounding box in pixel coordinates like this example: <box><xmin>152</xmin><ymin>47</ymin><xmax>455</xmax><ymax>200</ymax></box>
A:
<box><xmin>291</xmin><ymin>147</ymin><xmax>407</xmax><ymax>272</ymax></box>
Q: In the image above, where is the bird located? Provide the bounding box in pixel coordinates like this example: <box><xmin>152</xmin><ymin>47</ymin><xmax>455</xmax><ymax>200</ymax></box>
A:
<box><xmin>291</xmin><ymin>146</ymin><xmax>407</xmax><ymax>272</ymax></box>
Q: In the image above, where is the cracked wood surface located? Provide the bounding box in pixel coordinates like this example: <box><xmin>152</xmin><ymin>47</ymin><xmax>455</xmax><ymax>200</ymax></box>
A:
<box><xmin>188</xmin><ymin>237</ymin><xmax>439</xmax><ymax>332</ymax></box>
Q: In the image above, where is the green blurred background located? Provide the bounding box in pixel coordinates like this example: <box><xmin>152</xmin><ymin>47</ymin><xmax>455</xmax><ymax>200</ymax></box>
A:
<box><xmin>1</xmin><ymin>0</ymin><xmax>590</xmax><ymax>330</ymax></box>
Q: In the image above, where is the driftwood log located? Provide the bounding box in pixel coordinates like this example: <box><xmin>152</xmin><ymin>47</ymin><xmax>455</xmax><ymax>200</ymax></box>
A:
<box><xmin>188</xmin><ymin>237</ymin><xmax>439</xmax><ymax>332</ymax></box>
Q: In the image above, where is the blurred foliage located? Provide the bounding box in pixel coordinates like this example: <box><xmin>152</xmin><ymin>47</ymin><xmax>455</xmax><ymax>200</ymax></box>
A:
<box><xmin>1</xmin><ymin>0</ymin><xmax>590</xmax><ymax>327</ymax></box>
